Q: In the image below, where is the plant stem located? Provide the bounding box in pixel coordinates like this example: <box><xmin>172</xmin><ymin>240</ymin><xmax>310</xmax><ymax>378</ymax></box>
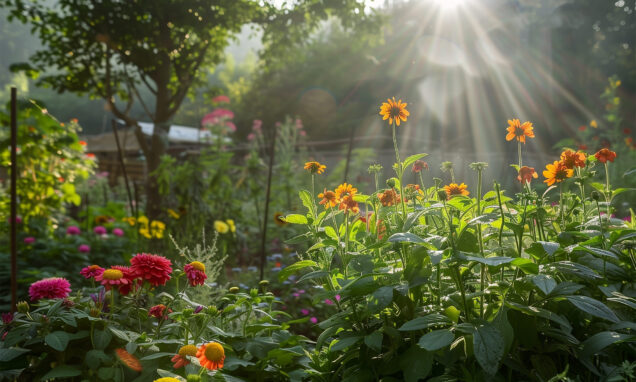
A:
<box><xmin>391</xmin><ymin>122</ymin><xmax>407</xmax><ymax>218</ymax></box>
<box><xmin>604</xmin><ymin>162</ymin><xmax>611</xmax><ymax>217</ymax></box>
<box><xmin>576</xmin><ymin>167</ymin><xmax>586</xmax><ymax>221</ymax></box>
<box><xmin>476</xmin><ymin>169</ymin><xmax>486</xmax><ymax>319</ymax></box>
<box><xmin>559</xmin><ymin>183</ymin><xmax>565</xmax><ymax>230</ymax></box>
<box><xmin>518</xmin><ymin>141</ymin><xmax>522</xmax><ymax>168</ymax></box>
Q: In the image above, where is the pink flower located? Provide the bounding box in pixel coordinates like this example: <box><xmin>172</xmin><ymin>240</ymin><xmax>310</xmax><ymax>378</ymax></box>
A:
<box><xmin>225</xmin><ymin>121</ymin><xmax>236</xmax><ymax>132</ymax></box>
<box><xmin>2</xmin><ymin>312</ymin><xmax>14</xmax><ymax>325</ymax></box>
<box><xmin>66</xmin><ymin>226</ymin><xmax>81</xmax><ymax>235</ymax></box>
<box><xmin>324</xmin><ymin>299</ymin><xmax>334</xmax><ymax>305</ymax></box>
<box><xmin>95</xmin><ymin>267</ymin><xmax>131</xmax><ymax>291</ymax></box>
<box><xmin>111</xmin><ymin>265</ymin><xmax>136</xmax><ymax>295</ymax></box>
<box><xmin>201</xmin><ymin>109</ymin><xmax>234</xmax><ymax>126</ymax></box>
<box><xmin>80</xmin><ymin>265</ymin><xmax>104</xmax><ymax>279</ymax></box>
<box><xmin>212</xmin><ymin>95</ymin><xmax>230</xmax><ymax>104</ymax></box>
<box><xmin>335</xmin><ymin>294</ymin><xmax>341</xmax><ymax>301</ymax></box>
<box><xmin>29</xmin><ymin>277</ymin><xmax>71</xmax><ymax>301</ymax></box>
<box><xmin>112</xmin><ymin>228</ymin><xmax>124</xmax><ymax>237</ymax></box>
<box><xmin>78</xmin><ymin>244</ymin><xmax>91</xmax><ymax>253</ymax></box>
<box><xmin>299</xmin><ymin>130</ymin><xmax>307</xmax><ymax>136</ymax></box>
<box><xmin>184</xmin><ymin>261</ymin><xmax>207</xmax><ymax>287</ymax></box>
<box><xmin>295</xmin><ymin>118</ymin><xmax>303</xmax><ymax>129</ymax></box>
<box><xmin>24</xmin><ymin>237</ymin><xmax>35</xmax><ymax>244</ymax></box>
<box><xmin>247</xmin><ymin>133</ymin><xmax>256</xmax><ymax>141</ymax></box>
<box><xmin>148</xmin><ymin>304</ymin><xmax>170</xmax><ymax>319</ymax></box>
<box><xmin>623</xmin><ymin>216</ymin><xmax>632</xmax><ymax>222</ymax></box>
<box><xmin>130</xmin><ymin>253</ymin><xmax>172</xmax><ymax>287</ymax></box>
<box><xmin>310</xmin><ymin>317</ymin><xmax>318</xmax><ymax>324</ymax></box>
<box><xmin>252</xmin><ymin>120</ymin><xmax>262</xmax><ymax>131</ymax></box>
<box><xmin>93</xmin><ymin>226</ymin><xmax>107</xmax><ymax>235</ymax></box>
<box><xmin>8</xmin><ymin>216</ymin><xmax>22</xmax><ymax>224</ymax></box>
<box><xmin>300</xmin><ymin>309</ymin><xmax>309</xmax><ymax>316</ymax></box>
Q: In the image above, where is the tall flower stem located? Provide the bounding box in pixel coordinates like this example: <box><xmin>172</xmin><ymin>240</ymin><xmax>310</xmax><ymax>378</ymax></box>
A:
<box><xmin>475</xmin><ymin>168</ymin><xmax>486</xmax><ymax>318</ymax></box>
<box><xmin>494</xmin><ymin>182</ymin><xmax>506</xmax><ymax>281</ymax></box>
<box><xmin>559</xmin><ymin>183</ymin><xmax>565</xmax><ymax>230</ymax></box>
<box><xmin>517</xmin><ymin>141</ymin><xmax>522</xmax><ymax>168</ymax></box>
<box><xmin>576</xmin><ymin>167</ymin><xmax>586</xmax><ymax>221</ymax></box>
<box><xmin>391</xmin><ymin>122</ymin><xmax>407</xmax><ymax>217</ymax></box>
<box><xmin>604</xmin><ymin>162</ymin><xmax>611</xmax><ymax>217</ymax></box>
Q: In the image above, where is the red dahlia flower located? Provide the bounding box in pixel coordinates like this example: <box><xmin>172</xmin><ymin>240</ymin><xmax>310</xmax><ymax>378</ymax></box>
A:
<box><xmin>130</xmin><ymin>253</ymin><xmax>172</xmax><ymax>287</ymax></box>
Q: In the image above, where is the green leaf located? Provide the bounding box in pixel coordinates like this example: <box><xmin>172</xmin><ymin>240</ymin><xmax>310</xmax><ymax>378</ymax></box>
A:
<box><xmin>299</xmin><ymin>190</ymin><xmax>313</xmax><ymax>214</ymax></box>
<box><xmin>45</xmin><ymin>331</ymin><xmax>70</xmax><ymax>351</ymax></box>
<box><xmin>297</xmin><ymin>270</ymin><xmax>329</xmax><ymax>283</ymax></box>
<box><xmin>418</xmin><ymin>329</ymin><xmax>455</xmax><ymax>351</ymax></box>
<box><xmin>580</xmin><ymin>246</ymin><xmax>619</xmax><ymax>260</ymax></box>
<box><xmin>0</xmin><ymin>348</ymin><xmax>30</xmax><ymax>362</ymax></box>
<box><xmin>511</xmin><ymin>258</ymin><xmax>538</xmax><ymax>274</ymax></box>
<box><xmin>93</xmin><ymin>329</ymin><xmax>112</xmax><ymax>350</ymax></box>
<box><xmin>368</xmin><ymin>286</ymin><xmax>393</xmax><ymax>313</ymax></box>
<box><xmin>388</xmin><ymin>232</ymin><xmax>425</xmax><ymax>244</ymax></box>
<box><xmin>611</xmin><ymin>187</ymin><xmax>635</xmax><ymax>197</ymax></box>
<box><xmin>140</xmin><ymin>352</ymin><xmax>174</xmax><ymax>360</ymax></box>
<box><xmin>109</xmin><ymin>327</ymin><xmax>130</xmax><ymax>342</ymax></box>
<box><xmin>473</xmin><ymin>323</ymin><xmax>504</xmax><ymax>376</ymax></box>
<box><xmin>506</xmin><ymin>301</ymin><xmax>572</xmax><ymax>330</ymax></box>
<box><xmin>532</xmin><ymin>275</ymin><xmax>557</xmax><ymax>295</ymax></box>
<box><xmin>84</xmin><ymin>349</ymin><xmax>110</xmax><ymax>370</ymax></box>
<box><xmin>324</xmin><ymin>226</ymin><xmax>339</xmax><ymax>241</ymax></box>
<box><xmin>41</xmin><ymin>365</ymin><xmax>81</xmax><ymax>380</ymax></box>
<box><xmin>403</xmin><ymin>153</ymin><xmax>429</xmax><ymax>171</ymax></box>
<box><xmin>400</xmin><ymin>345</ymin><xmax>433</xmax><ymax>382</ymax></box>
<box><xmin>283</xmin><ymin>214</ymin><xmax>308</xmax><ymax>224</ymax></box>
<box><xmin>331</xmin><ymin>336</ymin><xmax>361</xmax><ymax>351</ymax></box>
<box><xmin>566</xmin><ymin>296</ymin><xmax>619</xmax><ymax>323</ymax></box>
<box><xmin>580</xmin><ymin>331</ymin><xmax>635</xmax><ymax>359</ymax></box>
<box><xmin>399</xmin><ymin>314</ymin><xmax>451</xmax><ymax>331</ymax></box>
<box><xmin>364</xmin><ymin>331</ymin><xmax>383</xmax><ymax>352</ymax></box>
<box><xmin>551</xmin><ymin>261</ymin><xmax>601</xmax><ymax>280</ymax></box>
<box><xmin>548</xmin><ymin>282</ymin><xmax>584</xmax><ymax>297</ymax></box>
<box><xmin>277</xmin><ymin>260</ymin><xmax>317</xmax><ymax>282</ymax></box>
<box><xmin>526</xmin><ymin>241</ymin><xmax>560</xmax><ymax>259</ymax></box>
<box><xmin>461</xmin><ymin>254</ymin><xmax>514</xmax><ymax>267</ymax></box>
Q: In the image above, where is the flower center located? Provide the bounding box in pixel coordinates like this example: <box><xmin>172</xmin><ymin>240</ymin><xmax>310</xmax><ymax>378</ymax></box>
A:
<box><xmin>102</xmin><ymin>269</ymin><xmax>123</xmax><ymax>280</ymax></box>
<box><xmin>555</xmin><ymin>169</ymin><xmax>568</xmax><ymax>180</ymax></box>
<box><xmin>204</xmin><ymin>342</ymin><xmax>224</xmax><ymax>362</ymax></box>
<box><xmin>189</xmin><ymin>261</ymin><xmax>205</xmax><ymax>272</ymax></box>
<box><xmin>515</xmin><ymin>126</ymin><xmax>525</xmax><ymax>136</ymax></box>
<box><xmin>178</xmin><ymin>344</ymin><xmax>198</xmax><ymax>357</ymax></box>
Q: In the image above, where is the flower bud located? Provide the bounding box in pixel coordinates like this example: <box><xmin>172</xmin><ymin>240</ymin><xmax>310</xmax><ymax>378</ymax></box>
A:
<box><xmin>16</xmin><ymin>301</ymin><xmax>29</xmax><ymax>313</ymax></box>
<box><xmin>229</xmin><ymin>287</ymin><xmax>239</xmax><ymax>293</ymax></box>
<box><xmin>250</xmin><ymin>288</ymin><xmax>259</xmax><ymax>298</ymax></box>
<box><xmin>386</xmin><ymin>178</ymin><xmax>397</xmax><ymax>188</ymax></box>
<box><xmin>591</xmin><ymin>191</ymin><xmax>602</xmax><ymax>201</ymax></box>
<box><xmin>90</xmin><ymin>308</ymin><xmax>101</xmax><ymax>317</ymax></box>
<box><xmin>437</xmin><ymin>190</ymin><xmax>448</xmax><ymax>201</ymax></box>
<box><xmin>259</xmin><ymin>280</ymin><xmax>269</xmax><ymax>287</ymax></box>
<box><xmin>206</xmin><ymin>305</ymin><xmax>219</xmax><ymax>316</ymax></box>
<box><xmin>186</xmin><ymin>375</ymin><xmax>202</xmax><ymax>382</ymax></box>
<box><xmin>182</xmin><ymin>308</ymin><xmax>193</xmax><ymax>318</ymax></box>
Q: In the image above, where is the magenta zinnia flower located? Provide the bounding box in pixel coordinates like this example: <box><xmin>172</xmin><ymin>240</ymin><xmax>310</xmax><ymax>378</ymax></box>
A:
<box><xmin>148</xmin><ymin>304</ymin><xmax>170</xmax><ymax>319</ymax></box>
<box><xmin>80</xmin><ymin>265</ymin><xmax>104</xmax><ymax>279</ymax></box>
<box><xmin>93</xmin><ymin>226</ymin><xmax>107</xmax><ymax>235</ymax></box>
<box><xmin>24</xmin><ymin>237</ymin><xmax>35</xmax><ymax>244</ymax></box>
<box><xmin>112</xmin><ymin>228</ymin><xmax>124</xmax><ymax>237</ymax></box>
<box><xmin>66</xmin><ymin>225</ymin><xmax>81</xmax><ymax>235</ymax></box>
<box><xmin>78</xmin><ymin>244</ymin><xmax>90</xmax><ymax>253</ymax></box>
<box><xmin>111</xmin><ymin>265</ymin><xmax>136</xmax><ymax>295</ymax></box>
<box><xmin>29</xmin><ymin>278</ymin><xmax>71</xmax><ymax>301</ymax></box>
<box><xmin>130</xmin><ymin>253</ymin><xmax>172</xmax><ymax>287</ymax></box>
<box><xmin>2</xmin><ymin>312</ymin><xmax>14</xmax><ymax>325</ymax></box>
<box><xmin>184</xmin><ymin>261</ymin><xmax>207</xmax><ymax>286</ymax></box>
<box><xmin>95</xmin><ymin>268</ymin><xmax>130</xmax><ymax>291</ymax></box>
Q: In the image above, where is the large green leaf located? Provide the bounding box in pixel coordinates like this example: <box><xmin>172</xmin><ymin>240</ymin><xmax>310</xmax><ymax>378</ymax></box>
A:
<box><xmin>399</xmin><ymin>314</ymin><xmax>451</xmax><ymax>331</ymax></box>
<box><xmin>388</xmin><ymin>232</ymin><xmax>425</xmax><ymax>244</ymax></box>
<box><xmin>0</xmin><ymin>348</ymin><xmax>30</xmax><ymax>362</ymax></box>
<box><xmin>277</xmin><ymin>260</ymin><xmax>317</xmax><ymax>282</ymax></box>
<box><xmin>402</xmin><ymin>153</ymin><xmax>429</xmax><ymax>171</ymax></box>
<box><xmin>364</xmin><ymin>331</ymin><xmax>383</xmax><ymax>352</ymax></box>
<box><xmin>566</xmin><ymin>296</ymin><xmax>619</xmax><ymax>323</ymax></box>
<box><xmin>532</xmin><ymin>274</ymin><xmax>557</xmax><ymax>295</ymax></box>
<box><xmin>93</xmin><ymin>329</ymin><xmax>112</xmax><ymax>350</ymax></box>
<box><xmin>506</xmin><ymin>301</ymin><xmax>572</xmax><ymax>330</ymax></box>
<box><xmin>461</xmin><ymin>254</ymin><xmax>514</xmax><ymax>267</ymax></box>
<box><xmin>473</xmin><ymin>323</ymin><xmax>504</xmax><ymax>376</ymax></box>
<box><xmin>399</xmin><ymin>345</ymin><xmax>433</xmax><ymax>382</ymax></box>
<box><xmin>45</xmin><ymin>331</ymin><xmax>70</xmax><ymax>351</ymax></box>
<box><xmin>41</xmin><ymin>365</ymin><xmax>82</xmax><ymax>380</ymax></box>
<box><xmin>580</xmin><ymin>331</ymin><xmax>635</xmax><ymax>359</ymax></box>
<box><xmin>418</xmin><ymin>329</ymin><xmax>455</xmax><ymax>351</ymax></box>
<box><xmin>283</xmin><ymin>214</ymin><xmax>308</xmax><ymax>224</ymax></box>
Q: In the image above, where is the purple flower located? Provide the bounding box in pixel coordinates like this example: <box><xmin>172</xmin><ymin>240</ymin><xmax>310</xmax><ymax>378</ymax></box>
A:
<box><xmin>112</xmin><ymin>228</ymin><xmax>124</xmax><ymax>237</ymax></box>
<box><xmin>324</xmin><ymin>299</ymin><xmax>334</xmax><ymax>305</ymax></box>
<box><xmin>8</xmin><ymin>216</ymin><xmax>22</xmax><ymax>224</ymax></box>
<box><xmin>623</xmin><ymin>215</ymin><xmax>632</xmax><ymax>222</ymax></box>
<box><xmin>66</xmin><ymin>225</ymin><xmax>81</xmax><ymax>235</ymax></box>
<box><xmin>78</xmin><ymin>244</ymin><xmax>90</xmax><ymax>253</ymax></box>
<box><xmin>300</xmin><ymin>309</ymin><xmax>309</xmax><ymax>316</ymax></box>
<box><xmin>23</xmin><ymin>236</ymin><xmax>35</xmax><ymax>244</ymax></box>
<box><xmin>310</xmin><ymin>317</ymin><xmax>318</xmax><ymax>324</ymax></box>
<box><xmin>93</xmin><ymin>226</ymin><xmax>107</xmax><ymax>235</ymax></box>
<box><xmin>2</xmin><ymin>312</ymin><xmax>14</xmax><ymax>325</ymax></box>
<box><xmin>335</xmin><ymin>294</ymin><xmax>341</xmax><ymax>301</ymax></box>
<box><xmin>194</xmin><ymin>306</ymin><xmax>204</xmax><ymax>314</ymax></box>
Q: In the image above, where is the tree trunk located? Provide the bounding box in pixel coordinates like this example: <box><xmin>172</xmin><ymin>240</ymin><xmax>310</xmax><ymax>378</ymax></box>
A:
<box><xmin>145</xmin><ymin>122</ymin><xmax>169</xmax><ymax>220</ymax></box>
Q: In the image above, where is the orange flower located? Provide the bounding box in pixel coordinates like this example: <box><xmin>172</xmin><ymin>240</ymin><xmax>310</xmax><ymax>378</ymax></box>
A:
<box><xmin>505</xmin><ymin>119</ymin><xmax>535</xmax><ymax>143</ymax></box>
<box><xmin>171</xmin><ymin>344</ymin><xmax>197</xmax><ymax>369</ymax></box>
<box><xmin>444</xmin><ymin>183</ymin><xmax>469</xmax><ymax>198</ymax></box>
<box><xmin>378</xmin><ymin>189</ymin><xmax>400</xmax><ymax>206</ymax></box>
<box><xmin>339</xmin><ymin>195</ymin><xmax>360</xmax><ymax>214</ymax></box>
<box><xmin>517</xmin><ymin>166</ymin><xmax>538</xmax><ymax>184</ymax></box>
<box><xmin>543</xmin><ymin>161</ymin><xmax>573</xmax><ymax>186</ymax></box>
<box><xmin>196</xmin><ymin>342</ymin><xmax>225</xmax><ymax>370</ymax></box>
<box><xmin>594</xmin><ymin>148</ymin><xmax>617</xmax><ymax>163</ymax></box>
<box><xmin>318</xmin><ymin>189</ymin><xmax>338</xmax><ymax>208</ymax></box>
<box><xmin>412</xmin><ymin>160</ymin><xmax>428</xmax><ymax>173</ymax></box>
<box><xmin>115</xmin><ymin>348</ymin><xmax>142</xmax><ymax>372</ymax></box>
<box><xmin>379</xmin><ymin>97</ymin><xmax>409</xmax><ymax>126</ymax></box>
<box><xmin>560</xmin><ymin>149</ymin><xmax>586</xmax><ymax>169</ymax></box>
<box><xmin>304</xmin><ymin>161</ymin><xmax>326</xmax><ymax>175</ymax></box>
<box><xmin>335</xmin><ymin>183</ymin><xmax>357</xmax><ymax>200</ymax></box>
<box><xmin>79</xmin><ymin>140</ymin><xmax>87</xmax><ymax>146</ymax></box>
<box><xmin>274</xmin><ymin>212</ymin><xmax>287</xmax><ymax>226</ymax></box>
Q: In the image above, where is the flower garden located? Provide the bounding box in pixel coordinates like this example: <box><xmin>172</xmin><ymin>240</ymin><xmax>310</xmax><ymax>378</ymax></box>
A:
<box><xmin>1</xmin><ymin>1</ymin><xmax>635</xmax><ymax>381</ymax></box>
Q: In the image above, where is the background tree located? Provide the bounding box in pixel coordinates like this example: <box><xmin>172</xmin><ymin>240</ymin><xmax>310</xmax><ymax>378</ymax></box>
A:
<box><xmin>3</xmin><ymin>0</ymin><xmax>378</xmax><ymax>217</ymax></box>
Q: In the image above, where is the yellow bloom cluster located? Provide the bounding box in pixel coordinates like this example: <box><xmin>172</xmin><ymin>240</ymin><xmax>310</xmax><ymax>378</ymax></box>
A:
<box><xmin>215</xmin><ymin>219</ymin><xmax>236</xmax><ymax>234</ymax></box>
<box><xmin>122</xmin><ymin>216</ymin><xmax>166</xmax><ymax>239</ymax></box>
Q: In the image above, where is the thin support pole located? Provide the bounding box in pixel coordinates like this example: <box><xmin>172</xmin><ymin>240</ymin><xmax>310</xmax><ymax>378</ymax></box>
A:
<box><xmin>112</xmin><ymin>120</ymin><xmax>135</xmax><ymax>216</ymax></box>
<box><xmin>259</xmin><ymin>124</ymin><xmax>278</xmax><ymax>281</ymax></box>
<box><xmin>10</xmin><ymin>87</ymin><xmax>18</xmax><ymax>312</ymax></box>
<box><xmin>343</xmin><ymin>124</ymin><xmax>356</xmax><ymax>183</ymax></box>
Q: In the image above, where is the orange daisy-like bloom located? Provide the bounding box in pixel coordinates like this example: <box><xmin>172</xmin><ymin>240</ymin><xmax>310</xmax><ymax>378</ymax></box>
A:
<box><xmin>594</xmin><ymin>148</ymin><xmax>617</xmax><ymax>164</ymax></box>
<box><xmin>339</xmin><ymin>195</ymin><xmax>360</xmax><ymax>214</ymax></box>
<box><xmin>505</xmin><ymin>119</ymin><xmax>535</xmax><ymax>143</ymax></box>
<box><xmin>335</xmin><ymin>183</ymin><xmax>357</xmax><ymax>200</ymax></box>
<box><xmin>304</xmin><ymin>161</ymin><xmax>326</xmax><ymax>175</ymax></box>
<box><xmin>171</xmin><ymin>344</ymin><xmax>197</xmax><ymax>369</ymax></box>
<box><xmin>517</xmin><ymin>166</ymin><xmax>538</xmax><ymax>184</ymax></box>
<box><xmin>444</xmin><ymin>183</ymin><xmax>470</xmax><ymax>198</ymax></box>
<box><xmin>543</xmin><ymin>161</ymin><xmax>574</xmax><ymax>186</ymax></box>
<box><xmin>412</xmin><ymin>160</ymin><xmax>428</xmax><ymax>173</ymax></box>
<box><xmin>378</xmin><ymin>189</ymin><xmax>401</xmax><ymax>206</ymax></box>
<box><xmin>318</xmin><ymin>189</ymin><xmax>338</xmax><ymax>208</ymax></box>
<box><xmin>379</xmin><ymin>97</ymin><xmax>409</xmax><ymax>126</ymax></box>
<box><xmin>560</xmin><ymin>149</ymin><xmax>586</xmax><ymax>169</ymax></box>
<box><xmin>197</xmin><ymin>342</ymin><xmax>225</xmax><ymax>371</ymax></box>
<box><xmin>115</xmin><ymin>348</ymin><xmax>143</xmax><ymax>372</ymax></box>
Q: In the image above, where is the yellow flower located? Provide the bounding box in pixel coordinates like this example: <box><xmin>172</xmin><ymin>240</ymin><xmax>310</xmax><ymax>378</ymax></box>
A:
<box><xmin>154</xmin><ymin>378</ymin><xmax>180</xmax><ymax>382</ymax></box>
<box><xmin>590</xmin><ymin>120</ymin><xmax>598</xmax><ymax>128</ymax></box>
<box><xmin>444</xmin><ymin>183</ymin><xmax>470</xmax><ymax>198</ymax></box>
<box><xmin>122</xmin><ymin>217</ymin><xmax>136</xmax><ymax>226</ymax></box>
<box><xmin>215</xmin><ymin>220</ymin><xmax>229</xmax><ymax>234</ymax></box>
<box><xmin>137</xmin><ymin>216</ymin><xmax>149</xmax><ymax>226</ymax></box>
<box><xmin>379</xmin><ymin>97</ymin><xmax>409</xmax><ymax>126</ymax></box>
<box><xmin>505</xmin><ymin>119</ymin><xmax>535</xmax><ymax>143</ymax></box>
<box><xmin>226</xmin><ymin>219</ymin><xmax>236</xmax><ymax>233</ymax></box>
<box><xmin>304</xmin><ymin>161</ymin><xmax>326</xmax><ymax>175</ymax></box>
<box><xmin>139</xmin><ymin>227</ymin><xmax>152</xmax><ymax>239</ymax></box>
<box><xmin>150</xmin><ymin>220</ymin><xmax>166</xmax><ymax>239</ymax></box>
<box><xmin>167</xmin><ymin>209</ymin><xmax>180</xmax><ymax>219</ymax></box>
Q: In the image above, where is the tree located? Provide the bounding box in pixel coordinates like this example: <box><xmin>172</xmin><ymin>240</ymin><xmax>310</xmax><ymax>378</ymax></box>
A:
<box><xmin>4</xmin><ymin>0</ymin><xmax>377</xmax><ymax>217</ymax></box>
